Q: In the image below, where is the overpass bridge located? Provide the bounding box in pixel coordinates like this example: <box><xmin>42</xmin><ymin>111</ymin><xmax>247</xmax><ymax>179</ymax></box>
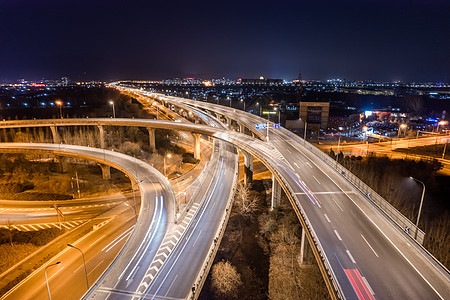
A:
<box><xmin>1</xmin><ymin>107</ymin><xmax>450</xmax><ymax>299</ymax></box>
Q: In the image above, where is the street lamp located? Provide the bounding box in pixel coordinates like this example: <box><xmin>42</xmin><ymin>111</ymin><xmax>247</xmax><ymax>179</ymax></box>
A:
<box><xmin>109</xmin><ymin>101</ymin><xmax>115</xmax><ymax>118</ymax></box>
<box><xmin>240</xmin><ymin>99</ymin><xmax>246</xmax><ymax>111</ymax></box>
<box><xmin>153</xmin><ymin>101</ymin><xmax>159</xmax><ymax>120</ymax></box>
<box><xmin>409</xmin><ymin>177</ymin><xmax>426</xmax><ymax>240</ymax></box>
<box><xmin>45</xmin><ymin>262</ymin><xmax>60</xmax><ymax>300</ymax></box>
<box><xmin>67</xmin><ymin>244</ymin><xmax>89</xmax><ymax>289</ymax></box>
<box><xmin>398</xmin><ymin>123</ymin><xmax>407</xmax><ymax>139</ymax></box>
<box><xmin>55</xmin><ymin>100</ymin><xmax>63</xmax><ymax>119</ymax></box>
<box><xmin>164</xmin><ymin>153</ymin><xmax>172</xmax><ymax>177</ymax></box>
<box><xmin>274</xmin><ymin>107</ymin><xmax>281</xmax><ymax>124</ymax></box>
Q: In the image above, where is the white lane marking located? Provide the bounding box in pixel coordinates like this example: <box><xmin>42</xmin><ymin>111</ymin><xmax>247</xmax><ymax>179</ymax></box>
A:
<box><xmin>346</xmin><ymin>250</ymin><xmax>356</xmax><ymax>264</ymax></box>
<box><xmin>313</xmin><ymin>176</ymin><xmax>321</xmax><ymax>185</ymax></box>
<box><xmin>164</xmin><ymin>273</ymin><xmax>179</xmax><ymax>297</ymax></box>
<box><xmin>19</xmin><ymin>225</ymin><xmax>30</xmax><ymax>231</ymax></box>
<box><xmin>210</xmin><ymin>201</ymin><xmax>216</xmax><ymax>212</ymax></box>
<box><xmin>192</xmin><ymin>230</ymin><xmax>203</xmax><ymax>247</ymax></box>
<box><xmin>36</xmin><ymin>224</ymin><xmax>46</xmax><ymax>230</ymax></box>
<box><xmin>90</xmin><ymin>235</ymin><xmax>106</xmax><ymax>247</ymax></box>
<box><xmin>47</xmin><ymin>266</ymin><xmax>64</xmax><ymax>282</ymax></box>
<box><xmin>28</xmin><ymin>224</ymin><xmax>39</xmax><ymax>231</ymax></box>
<box><xmin>361</xmin><ymin>234</ymin><xmax>379</xmax><ymax>258</ymax></box>
<box><xmin>102</xmin><ymin>226</ymin><xmax>134</xmax><ymax>252</ymax></box>
<box><xmin>306</xmin><ymin>162</ymin><xmax>313</xmax><ymax>168</ymax></box>
<box><xmin>363</xmin><ymin>276</ymin><xmax>375</xmax><ymax>295</ymax></box>
<box><xmin>295</xmin><ymin>191</ymin><xmax>354</xmax><ymax>195</ymax></box>
<box><xmin>294</xmin><ymin>162</ymin><xmax>299</xmax><ymax>168</ymax></box>
<box><xmin>334</xmin><ymin>230</ymin><xmax>342</xmax><ymax>241</ymax></box>
<box><xmin>324</xmin><ymin>214</ymin><xmax>331</xmax><ymax>223</ymax></box>
<box><xmin>61</xmin><ymin>223</ymin><xmax>71</xmax><ymax>229</ymax></box>
<box><xmin>287</xmin><ymin>138</ymin><xmax>444</xmax><ymax>298</ymax></box>
<box><xmin>332</xmin><ymin>198</ymin><xmax>344</xmax><ymax>212</ymax></box>
<box><xmin>88</xmin><ymin>260</ymin><xmax>104</xmax><ymax>276</ymax></box>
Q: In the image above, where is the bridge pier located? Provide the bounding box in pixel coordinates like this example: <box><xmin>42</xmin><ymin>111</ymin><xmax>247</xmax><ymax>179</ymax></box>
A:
<box><xmin>97</xmin><ymin>125</ymin><xmax>105</xmax><ymax>148</ymax></box>
<box><xmin>271</xmin><ymin>174</ymin><xmax>281</xmax><ymax>210</ymax></box>
<box><xmin>299</xmin><ymin>226</ymin><xmax>306</xmax><ymax>264</ymax></box>
<box><xmin>57</xmin><ymin>156</ymin><xmax>68</xmax><ymax>173</ymax></box>
<box><xmin>97</xmin><ymin>163</ymin><xmax>111</xmax><ymax>180</ymax></box>
<box><xmin>193</xmin><ymin>133</ymin><xmax>201</xmax><ymax>160</ymax></box>
<box><xmin>147</xmin><ymin>128</ymin><xmax>156</xmax><ymax>152</ymax></box>
<box><xmin>239</xmin><ymin>123</ymin><xmax>245</xmax><ymax>134</ymax></box>
<box><xmin>50</xmin><ymin>126</ymin><xmax>60</xmax><ymax>144</ymax></box>
<box><xmin>241</xmin><ymin>150</ymin><xmax>253</xmax><ymax>185</ymax></box>
<box><xmin>225</xmin><ymin>116</ymin><xmax>231</xmax><ymax>128</ymax></box>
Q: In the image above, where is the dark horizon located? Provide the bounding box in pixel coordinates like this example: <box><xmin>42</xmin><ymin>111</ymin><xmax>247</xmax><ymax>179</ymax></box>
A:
<box><xmin>1</xmin><ymin>0</ymin><xmax>449</xmax><ymax>83</ymax></box>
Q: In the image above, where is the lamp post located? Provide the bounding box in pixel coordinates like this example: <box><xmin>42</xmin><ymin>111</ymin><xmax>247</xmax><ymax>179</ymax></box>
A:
<box><xmin>153</xmin><ymin>102</ymin><xmax>159</xmax><ymax>120</ymax></box>
<box><xmin>164</xmin><ymin>153</ymin><xmax>172</xmax><ymax>177</ymax></box>
<box><xmin>45</xmin><ymin>262</ymin><xmax>60</xmax><ymax>300</ymax></box>
<box><xmin>67</xmin><ymin>244</ymin><xmax>89</xmax><ymax>289</ymax></box>
<box><xmin>240</xmin><ymin>99</ymin><xmax>246</xmax><ymax>111</ymax></box>
<box><xmin>410</xmin><ymin>177</ymin><xmax>426</xmax><ymax>240</ymax></box>
<box><xmin>398</xmin><ymin>123</ymin><xmax>407</xmax><ymax>139</ymax></box>
<box><xmin>274</xmin><ymin>107</ymin><xmax>281</xmax><ymax>124</ymax></box>
<box><xmin>55</xmin><ymin>101</ymin><xmax>63</xmax><ymax>119</ymax></box>
<box><xmin>109</xmin><ymin>101</ymin><xmax>115</xmax><ymax>118</ymax></box>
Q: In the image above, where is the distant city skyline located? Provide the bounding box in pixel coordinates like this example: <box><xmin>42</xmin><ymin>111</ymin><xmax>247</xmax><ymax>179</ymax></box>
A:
<box><xmin>1</xmin><ymin>0</ymin><xmax>449</xmax><ymax>82</ymax></box>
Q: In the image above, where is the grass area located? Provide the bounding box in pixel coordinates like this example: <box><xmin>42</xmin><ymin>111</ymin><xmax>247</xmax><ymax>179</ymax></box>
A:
<box><xmin>0</xmin><ymin>244</ymin><xmax>40</xmax><ymax>274</ymax></box>
<box><xmin>0</xmin><ymin>227</ymin><xmax>64</xmax><ymax>274</ymax></box>
<box><xmin>0</xmin><ymin>155</ymin><xmax>131</xmax><ymax>200</ymax></box>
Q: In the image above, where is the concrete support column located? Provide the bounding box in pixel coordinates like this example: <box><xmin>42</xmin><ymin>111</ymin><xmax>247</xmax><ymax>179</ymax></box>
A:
<box><xmin>50</xmin><ymin>126</ymin><xmax>60</xmax><ymax>144</ymax></box>
<box><xmin>242</xmin><ymin>150</ymin><xmax>253</xmax><ymax>185</ymax></box>
<box><xmin>239</xmin><ymin>123</ymin><xmax>245</xmax><ymax>134</ymax></box>
<box><xmin>97</xmin><ymin>125</ymin><xmax>105</xmax><ymax>149</ymax></box>
<box><xmin>271</xmin><ymin>174</ymin><xmax>281</xmax><ymax>210</ymax></box>
<box><xmin>147</xmin><ymin>128</ymin><xmax>156</xmax><ymax>152</ymax></box>
<box><xmin>300</xmin><ymin>226</ymin><xmax>306</xmax><ymax>264</ymax></box>
<box><xmin>97</xmin><ymin>163</ymin><xmax>111</xmax><ymax>180</ymax></box>
<box><xmin>225</xmin><ymin>117</ymin><xmax>231</xmax><ymax>128</ymax></box>
<box><xmin>57</xmin><ymin>156</ymin><xmax>68</xmax><ymax>173</ymax></box>
<box><xmin>193</xmin><ymin>133</ymin><xmax>201</xmax><ymax>160</ymax></box>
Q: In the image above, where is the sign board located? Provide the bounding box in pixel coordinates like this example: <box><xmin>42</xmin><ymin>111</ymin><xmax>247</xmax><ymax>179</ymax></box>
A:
<box><xmin>273</xmin><ymin>123</ymin><xmax>280</xmax><ymax>129</ymax></box>
<box><xmin>256</xmin><ymin>123</ymin><xmax>266</xmax><ymax>129</ymax></box>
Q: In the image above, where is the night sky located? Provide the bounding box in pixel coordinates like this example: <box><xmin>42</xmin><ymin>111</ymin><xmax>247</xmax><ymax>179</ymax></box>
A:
<box><xmin>1</xmin><ymin>0</ymin><xmax>449</xmax><ymax>82</ymax></box>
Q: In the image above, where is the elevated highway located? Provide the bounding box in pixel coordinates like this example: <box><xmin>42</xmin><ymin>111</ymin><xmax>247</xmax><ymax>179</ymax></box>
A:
<box><xmin>135</xmin><ymin>90</ymin><xmax>450</xmax><ymax>300</ymax></box>
<box><xmin>2</xmin><ymin>110</ymin><xmax>450</xmax><ymax>299</ymax></box>
<box><xmin>0</xmin><ymin>143</ymin><xmax>174</xmax><ymax>299</ymax></box>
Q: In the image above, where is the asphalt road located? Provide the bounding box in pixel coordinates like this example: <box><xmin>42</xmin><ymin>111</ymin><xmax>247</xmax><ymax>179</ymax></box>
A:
<box><xmin>0</xmin><ymin>143</ymin><xmax>174</xmax><ymax>300</ymax></box>
<box><xmin>141</xmin><ymin>140</ymin><xmax>237</xmax><ymax>300</ymax></box>
<box><xmin>2</xmin><ymin>210</ymin><xmax>136</xmax><ymax>300</ymax></box>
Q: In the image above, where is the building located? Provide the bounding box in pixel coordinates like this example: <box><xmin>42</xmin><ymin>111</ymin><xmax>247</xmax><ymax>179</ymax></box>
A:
<box><xmin>299</xmin><ymin>101</ymin><xmax>330</xmax><ymax>130</ymax></box>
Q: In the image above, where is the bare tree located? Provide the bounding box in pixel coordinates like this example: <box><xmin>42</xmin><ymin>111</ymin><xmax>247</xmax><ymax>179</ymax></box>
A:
<box><xmin>211</xmin><ymin>260</ymin><xmax>242</xmax><ymax>298</ymax></box>
<box><xmin>235</xmin><ymin>183</ymin><xmax>259</xmax><ymax>217</ymax></box>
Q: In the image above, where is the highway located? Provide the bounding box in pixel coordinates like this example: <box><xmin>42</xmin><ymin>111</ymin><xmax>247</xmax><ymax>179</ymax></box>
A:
<box><xmin>0</xmin><ymin>194</ymin><xmax>131</xmax><ymax>230</ymax></box>
<box><xmin>0</xmin><ymin>143</ymin><xmax>174</xmax><ymax>300</ymax></box>
<box><xmin>84</xmin><ymin>95</ymin><xmax>239</xmax><ymax>299</ymax></box>
<box><xmin>2</xmin><ymin>109</ymin><xmax>449</xmax><ymax>298</ymax></box>
<box><xmin>140</xmin><ymin>91</ymin><xmax>450</xmax><ymax>300</ymax></box>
